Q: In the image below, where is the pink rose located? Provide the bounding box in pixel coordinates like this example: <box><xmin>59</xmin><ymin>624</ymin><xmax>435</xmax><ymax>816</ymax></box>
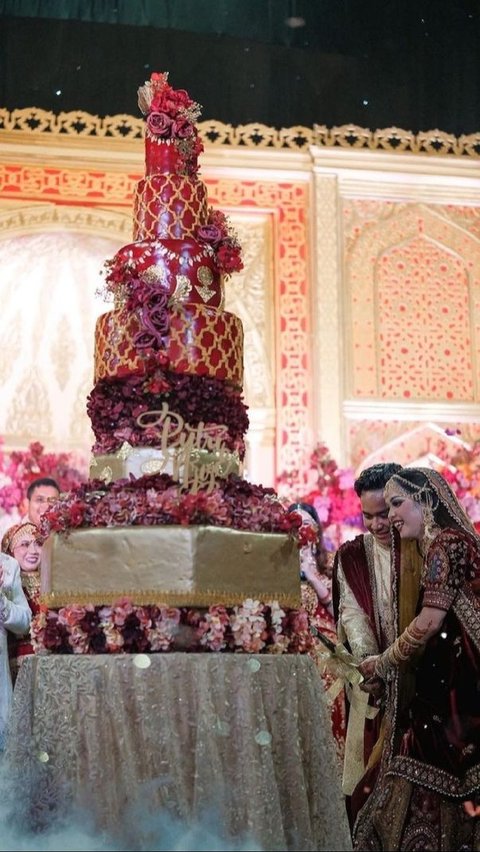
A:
<box><xmin>58</xmin><ymin>604</ymin><xmax>87</xmax><ymax>627</ymax></box>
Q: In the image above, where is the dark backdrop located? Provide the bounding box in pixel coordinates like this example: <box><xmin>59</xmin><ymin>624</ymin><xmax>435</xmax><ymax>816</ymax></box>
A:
<box><xmin>1</xmin><ymin>0</ymin><xmax>479</xmax><ymax>133</ymax></box>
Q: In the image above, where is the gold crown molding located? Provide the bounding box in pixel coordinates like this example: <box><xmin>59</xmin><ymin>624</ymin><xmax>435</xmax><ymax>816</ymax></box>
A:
<box><xmin>0</xmin><ymin>203</ymin><xmax>131</xmax><ymax>240</ymax></box>
<box><xmin>1</xmin><ymin>108</ymin><xmax>479</xmax><ymax>157</ymax></box>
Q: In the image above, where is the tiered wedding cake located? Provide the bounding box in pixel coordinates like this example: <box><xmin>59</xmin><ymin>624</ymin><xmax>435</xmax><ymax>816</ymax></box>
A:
<box><xmin>35</xmin><ymin>73</ymin><xmax>310</xmax><ymax>656</ymax></box>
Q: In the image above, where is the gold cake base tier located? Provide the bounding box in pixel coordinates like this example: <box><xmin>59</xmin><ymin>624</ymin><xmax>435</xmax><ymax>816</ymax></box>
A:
<box><xmin>40</xmin><ymin>525</ymin><xmax>302</xmax><ymax>609</ymax></box>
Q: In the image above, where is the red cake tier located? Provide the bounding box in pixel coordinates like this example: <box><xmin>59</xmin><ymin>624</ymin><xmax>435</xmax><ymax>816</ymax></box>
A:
<box><xmin>133</xmin><ymin>173</ymin><xmax>208</xmax><ymax>241</ymax></box>
<box><xmin>144</xmin><ymin>136</ymin><xmax>192</xmax><ymax>176</ymax></box>
<box><xmin>110</xmin><ymin>239</ymin><xmax>224</xmax><ymax>309</ymax></box>
<box><xmin>94</xmin><ymin>306</ymin><xmax>244</xmax><ymax>386</ymax></box>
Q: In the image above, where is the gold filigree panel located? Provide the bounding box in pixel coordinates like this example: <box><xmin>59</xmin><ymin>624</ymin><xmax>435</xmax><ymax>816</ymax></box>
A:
<box><xmin>205</xmin><ymin>178</ymin><xmax>311</xmax><ymax>476</ymax></box>
<box><xmin>345</xmin><ymin>202</ymin><xmax>480</xmax><ymax>402</ymax></box>
<box><xmin>0</xmin><ymin>164</ymin><xmax>138</xmax><ymax>204</ymax></box>
<box><xmin>1</xmin><ymin>108</ymin><xmax>480</xmax><ymax>156</ymax></box>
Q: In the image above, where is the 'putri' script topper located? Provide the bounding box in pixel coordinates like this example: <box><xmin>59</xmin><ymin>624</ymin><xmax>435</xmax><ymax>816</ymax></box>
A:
<box><xmin>136</xmin><ymin>402</ymin><xmax>240</xmax><ymax>492</ymax></box>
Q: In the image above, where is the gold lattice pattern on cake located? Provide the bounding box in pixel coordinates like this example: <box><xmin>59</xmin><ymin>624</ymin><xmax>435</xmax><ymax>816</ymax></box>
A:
<box><xmin>94</xmin><ymin>305</ymin><xmax>244</xmax><ymax>386</ymax></box>
<box><xmin>133</xmin><ymin>175</ymin><xmax>208</xmax><ymax>240</ymax></box>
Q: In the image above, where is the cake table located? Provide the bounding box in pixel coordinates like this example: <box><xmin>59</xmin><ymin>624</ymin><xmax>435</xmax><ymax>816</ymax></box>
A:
<box><xmin>5</xmin><ymin>653</ymin><xmax>351</xmax><ymax>851</ymax></box>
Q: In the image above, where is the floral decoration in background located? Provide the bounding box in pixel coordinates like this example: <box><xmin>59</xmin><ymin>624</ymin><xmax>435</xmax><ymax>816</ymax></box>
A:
<box><xmin>276</xmin><ymin>442</ymin><xmax>363</xmax><ymax>550</ymax></box>
<box><xmin>435</xmin><ymin>433</ymin><xmax>480</xmax><ymax>529</ymax></box>
<box><xmin>0</xmin><ymin>439</ymin><xmax>86</xmax><ymax>520</ymax></box>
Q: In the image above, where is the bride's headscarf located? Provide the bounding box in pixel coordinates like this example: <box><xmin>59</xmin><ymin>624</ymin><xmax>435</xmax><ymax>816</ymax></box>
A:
<box><xmin>384</xmin><ymin>467</ymin><xmax>478</xmax><ymax>539</ymax></box>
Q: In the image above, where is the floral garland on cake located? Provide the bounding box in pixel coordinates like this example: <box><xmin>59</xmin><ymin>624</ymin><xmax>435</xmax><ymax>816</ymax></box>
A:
<box><xmin>38</xmin><ymin>473</ymin><xmax>306</xmax><ymax>537</ymax></box>
<box><xmin>31</xmin><ymin>597</ymin><xmax>315</xmax><ymax>656</ymax></box>
<box><xmin>196</xmin><ymin>208</ymin><xmax>244</xmax><ymax>277</ymax></box>
<box><xmin>87</xmin><ymin>370</ymin><xmax>249</xmax><ymax>457</ymax></box>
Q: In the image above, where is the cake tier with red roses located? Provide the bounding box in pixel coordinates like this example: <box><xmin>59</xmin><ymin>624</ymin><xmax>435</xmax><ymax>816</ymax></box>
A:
<box><xmin>107</xmin><ymin>239</ymin><xmax>224</xmax><ymax>310</ymax></box>
<box><xmin>94</xmin><ymin>304</ymin><xmax>243</xmax><ymax>386</ymax></box>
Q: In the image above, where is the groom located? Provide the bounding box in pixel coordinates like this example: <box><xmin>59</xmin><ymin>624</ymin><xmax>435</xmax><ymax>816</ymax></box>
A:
<box><xmin>332</xmin><ymin>462</ymin><xmax>422</xmax><ymax>828</ymax></box>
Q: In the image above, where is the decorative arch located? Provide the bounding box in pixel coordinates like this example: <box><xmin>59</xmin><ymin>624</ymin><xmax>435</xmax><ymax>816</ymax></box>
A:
<box><xmin>0</xmin><ymin>203</ymin><xmax>128</xmax><ymax>455</ymax></box>
<box><xmin>347</xmin><ymin>203</ymin><xmax>480</xmax><ymax>401</ymax></box>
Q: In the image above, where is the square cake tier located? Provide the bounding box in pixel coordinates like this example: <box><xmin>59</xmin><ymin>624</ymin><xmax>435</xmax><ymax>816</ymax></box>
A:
<box><xmin>40</xmin><ymin>525</ymin><xmax>301</xmax><ymax>608</ymax></box>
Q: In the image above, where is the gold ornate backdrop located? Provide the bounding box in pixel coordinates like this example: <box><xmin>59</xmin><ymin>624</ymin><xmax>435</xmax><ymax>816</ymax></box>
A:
<box><xmin>0</xmin><ymin>110</ymin><xmax>480</xmax><ymax>485</ymax></box>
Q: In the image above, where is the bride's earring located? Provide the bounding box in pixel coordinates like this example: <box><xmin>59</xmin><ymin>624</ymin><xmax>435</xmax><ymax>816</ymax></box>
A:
<box><xmin>422</xmin><ymin>503</ymin><xmax>438</xmax><ymax>547</ymax></box>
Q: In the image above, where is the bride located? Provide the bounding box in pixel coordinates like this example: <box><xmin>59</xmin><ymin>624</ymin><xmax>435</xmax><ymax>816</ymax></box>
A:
<box><xmin>354</xmin><ymin>467</ymin><xmax>480</xmax><ymax>852</ymax></box>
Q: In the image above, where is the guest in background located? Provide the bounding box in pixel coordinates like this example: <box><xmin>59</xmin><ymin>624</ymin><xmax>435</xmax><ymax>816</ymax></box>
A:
<box><xmin>355</xmin><ymin>467</ymin><xmax>480</xmax><ymax>851</ymax></box>
<box><xmin>288</xmin><ymin>502</ymin><xmax>346</xmax><ymax>764</ymax></box>
<box><xmin>0</xmin><ymin>545</ymin><xmax>31</xmax><ymax>748</ymax></box>
<box><xmin>2</xmin><ymin>522</ymin><xmax>41</xmax><ymax>673</ymax></box>
<box><xmin>21</xmin><ymin>477</ymin><xmax>60</xmax><ymax>527</ymax></box>
<box><xmin>331</xmin><ymin>462</ymin><xmax>423</xmax><ymax>828</ymax></box>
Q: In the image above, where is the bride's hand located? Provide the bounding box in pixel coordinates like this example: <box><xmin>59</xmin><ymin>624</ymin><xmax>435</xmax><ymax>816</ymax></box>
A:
<box><xmin>358</xmin><ymin>655</ymin><xmax>378</xmax><ymax>680</ymax></box>
<box><xmin>359</xmin><ymin>676</ymin><xmax>385</xmax><ymax>700</ymax></box>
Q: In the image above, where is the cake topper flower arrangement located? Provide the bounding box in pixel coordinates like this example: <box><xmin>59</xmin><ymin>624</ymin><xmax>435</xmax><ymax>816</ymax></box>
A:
<box><xmin>138</xmin><ymin>71</ymin><xmax>204</xmax><ymax>176</ymax></box>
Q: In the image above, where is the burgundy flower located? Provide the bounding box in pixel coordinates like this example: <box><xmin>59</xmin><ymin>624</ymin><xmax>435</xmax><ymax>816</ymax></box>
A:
<box><xmin>147</xmin><ymin>111</ymin><xmax>173</xmax><ymax>137</ymax></box>
<box><xmin>172</xmin><ymin>118</ymin><xmax>195</xmax><ymax>138</ymax></box>
<box><xmin>216</xmin><ymin>244</ymin><xmax>244</xmax><ymax>274</ymax></box>
<box><xmin>144</xmin><ymin>305</ymin><xmax>170</xmax><ymax>336</ymax></box>
<box><xmin>197</xmin><ymin>224</ymin><xmax>223</xmax><ymax>245</ymax></box>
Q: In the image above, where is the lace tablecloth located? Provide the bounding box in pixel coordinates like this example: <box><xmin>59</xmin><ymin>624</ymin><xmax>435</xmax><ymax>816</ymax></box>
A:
<box><xmin>4</xmin><ymin>653</ymin><xmax>351</xmax><ymax>851</ymax></box>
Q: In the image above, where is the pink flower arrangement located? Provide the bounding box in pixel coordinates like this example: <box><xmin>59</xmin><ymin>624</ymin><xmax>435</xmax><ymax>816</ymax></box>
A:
<box><xmin>31</xmin><ymin>597</ymin><xmax>316</xmax><ymax>656</ymax></box>
<box><xmin>0</xmin><ymin>439</ymin><xmax>85</xmax><ymax>517</ymax></box>
<box><xmin>197</xmin><ymin>208</ymin><xmax>244</xmax><ymax>277</ymax></box>
<box><xmin>435</xmin><ymin>435</ymin><xmax>480</xmax><ymax>529</ymax></box>
<box><xmin>277</xmin><ymin>442</ymin><xmax>363</xmax><ymax>550</ymax></box>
